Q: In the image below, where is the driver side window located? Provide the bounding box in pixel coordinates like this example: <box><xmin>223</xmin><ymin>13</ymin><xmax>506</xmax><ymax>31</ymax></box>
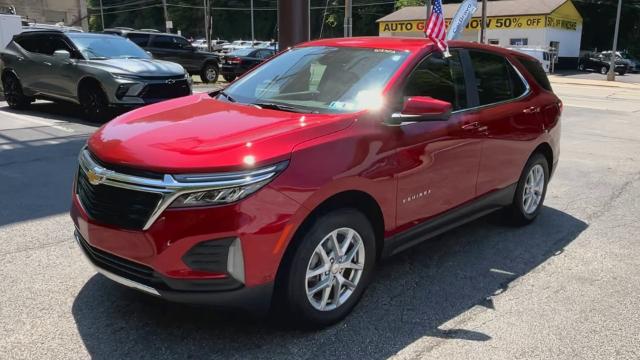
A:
<box><xmin>402</xmin><ymin>50</ymin><xmax>467</xmax><ymax>111</ymax></box>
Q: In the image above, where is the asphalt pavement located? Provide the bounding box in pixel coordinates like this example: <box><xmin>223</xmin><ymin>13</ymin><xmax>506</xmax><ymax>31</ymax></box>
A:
<box><xmin>0</xmin><ymin>82</ymin><xmax>639</xmax><ymax>359</ymax></box>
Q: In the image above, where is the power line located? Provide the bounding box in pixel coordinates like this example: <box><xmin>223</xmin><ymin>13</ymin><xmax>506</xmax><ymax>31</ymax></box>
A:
<box><xmin>88</xmin><ymin>0</ymin><xmax>395</xmax><ymax>15</ymax></box>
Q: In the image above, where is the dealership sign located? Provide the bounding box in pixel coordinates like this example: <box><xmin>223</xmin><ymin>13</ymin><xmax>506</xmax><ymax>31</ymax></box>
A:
<box><xmin>380</xmin><ymin>15</ymin><xmax>579</xmax><ymax>33</ymax></box>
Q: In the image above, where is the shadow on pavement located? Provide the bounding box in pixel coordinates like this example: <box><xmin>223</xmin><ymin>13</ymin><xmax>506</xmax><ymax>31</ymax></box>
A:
<box><xmin>72</xmin><ymin>207</ymin><xmax>587</xmax><ymax>360</ymax></box>
<box><xmin>0</xmin><ymin>116</ymin><xmax>89</xmax><ymax>226</ymax></box>
<box><xmin>1</xmin><ymin>102</ymin><xmax>120</xmax><ymax>125</ymax></box>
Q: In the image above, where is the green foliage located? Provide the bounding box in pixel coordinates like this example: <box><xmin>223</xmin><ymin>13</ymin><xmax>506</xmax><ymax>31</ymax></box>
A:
<box><xmin>86</xmin><ymin>0</ymin><xmax>640</xmax><ymax>57</ymax></box>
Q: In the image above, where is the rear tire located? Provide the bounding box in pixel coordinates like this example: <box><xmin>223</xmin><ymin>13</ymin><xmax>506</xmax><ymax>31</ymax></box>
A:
<box><xmin>3</xmin><ymin>73</ymin><xmax>33</xmax><ymax>109</ymax></box>
<box><xmin>275</xmin><ymin>209</ymin><xmax>376</xmax><ymax>328</ymax></box>
<box><xmin>577</xmin><ymin>63</ymin><xmax>585</xmax><ymax>72</ymax></box>
<box><xmin>79</xmin><ymin>83</ymin><xmax>110</xmax><ymax>122</ymax></box>
<box><xmin>506</xmin><ymin>153</ymin><xmax>549</xmax><ymax>226</ymax></box>
<box><xmin>600</xmin><ymin>66</ymin><xmax>609</xmax><ymax>75</ymax></box>
<box><xmin>200</xmin><ymin>63</ymin><xmax>219</xmax><ymax>84</ymax></box>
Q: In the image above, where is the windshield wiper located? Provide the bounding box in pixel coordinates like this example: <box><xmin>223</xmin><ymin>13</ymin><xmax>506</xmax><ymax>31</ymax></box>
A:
<box><xmin>251</xmin><ymin>102</ymin><xmax>317</xmax><ymax>114</ymax></box>
<box><xmin>217</xmin><ymin>91</ymin><xmax>236</xmax><ymax>103</ymax></box>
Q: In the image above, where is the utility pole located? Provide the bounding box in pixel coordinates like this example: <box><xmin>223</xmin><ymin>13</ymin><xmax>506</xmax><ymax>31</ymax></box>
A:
<box><xmin>204</xmin><ymin>0</ymin><xmax>211</xmax><ymax>51</ymax></box>
<box><xmin>162</xmin><ymin>0</ymin><xmax>171</xmax><ymax>33</ymax></box>
<box><xmin>607</xmin><ymin>0</ymin><xmax>623</xmax><ymax>81</ymax></box>
<box><xmin>251</xmin><ymin>0</ymin><xmax>255</xmax><ymax>42</ymax></box>
<box><xmin>426</xmin><ymin>0</ymin><xmax>431</xmax><ymax>20</ymax></box>
<box><xmin>99</xmin><ymin>0</ymin><xmax>105</xmax><ymax>30</ymax></box>
<box><xmin>344</xmin><ymin>0</ymin><xmax>352</xmax><ymax>37</ymax></box>
<box><xmin>278</xmin><ymin>0</ymin><xmax>309</xmax><ymax>50</ymax></box>
<box><xmin>480</xmin><ymin>0</ymin><xmax>487</xmax><ymax>43</ymax></box>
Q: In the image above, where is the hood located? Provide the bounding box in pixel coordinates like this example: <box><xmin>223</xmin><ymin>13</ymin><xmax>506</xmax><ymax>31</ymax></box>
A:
<box><xmin>88</xmin><ymin>94</ymin><xmax>355</xmax><ymax>173</ymax></box>
<box><xmin>85</xmin><ymin>58</ymin><xmax>185</xmax><ymax>77</ymax></box>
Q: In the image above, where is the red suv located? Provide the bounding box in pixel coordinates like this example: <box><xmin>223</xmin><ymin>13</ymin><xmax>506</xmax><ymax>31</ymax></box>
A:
<box><xmin>71</xmin><ymin>38</ymin><xmax>561</xmax><ymax>327</ymax></box>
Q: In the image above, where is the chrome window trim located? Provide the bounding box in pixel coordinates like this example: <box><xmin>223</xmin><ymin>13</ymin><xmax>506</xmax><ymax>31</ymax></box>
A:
<box><xmin>77</xmin><ymin>149</ymin><xmax>287</xmax><ymax>230</ymax></box>
<box><xmin>390</xmin><ymin>48</ymin><xmax>532</xmax><ymax>125</ymax></box>
<box><xmin>452</xmin><ymin>52</ymin><xmax>532</xmax><ymax>115</ymax></box>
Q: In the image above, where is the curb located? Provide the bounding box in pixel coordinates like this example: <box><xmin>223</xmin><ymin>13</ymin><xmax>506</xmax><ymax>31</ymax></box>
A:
<box><xmin>549</xmin><ymin>76</ymin><xmax>640</xmax><ymax>90</ymax></box>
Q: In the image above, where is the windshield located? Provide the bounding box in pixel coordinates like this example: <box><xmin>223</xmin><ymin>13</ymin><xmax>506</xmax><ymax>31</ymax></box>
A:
<box><xmin>68</xmin><ymin>34</ymin><xmax>150</xmax><ymax>60</ymax></box>
<box><xmin>220</xmin><ymin>46</ymin><xmax>409</xmax><ymax>114</ymax></box>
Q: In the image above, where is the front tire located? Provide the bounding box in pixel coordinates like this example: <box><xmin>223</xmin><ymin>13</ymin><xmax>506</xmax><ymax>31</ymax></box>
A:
<box><xmin>79</xmin><ymin>84</ymin><xmax>110</xmax><ymax>122</ymax></box>
<box><xmin>578</xmin><ymin>63</ymin><xmax>585</xmax><ymax>72</ymax></box>
<box><xmin>200</xmin><ymin>63</ymin><xmax>219</xmax><ymax>84</ymax></box>
<box><xmin>506</xmin><ymin>153</ymin><xmax>549</xmax><ymax>225</ymax></box>
<box><xmin>223</xmin><ymin>74</ymin><xmax>236</xmax><ymax>82</ymax></box>
<box><xmin>276</xmin><ymin>209</ymin><xmax>376</xmax><ymax>328</ymax></box>
<box><xmin>3</xmin><ymin>73</ymin><xmax>33</xmax><ymax>109</ymax></box>
<box><xmin>600</xmin><ymin>66</ymin><xmax>609</xmax><ymax>75</ymax></box>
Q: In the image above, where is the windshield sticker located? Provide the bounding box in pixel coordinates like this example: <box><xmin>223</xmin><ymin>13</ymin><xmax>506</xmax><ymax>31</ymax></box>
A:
<box><xmin>329</xmin><ymin>101</ymin><xmax>355</xmax><ymax>110</ymax></box>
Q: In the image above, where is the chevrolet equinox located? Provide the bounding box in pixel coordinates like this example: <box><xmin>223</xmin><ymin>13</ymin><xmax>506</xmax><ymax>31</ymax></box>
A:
<box><xmin>71</xmin><ymin>38</ymin><xmax>561</xmax><ymax>327</ymax></box>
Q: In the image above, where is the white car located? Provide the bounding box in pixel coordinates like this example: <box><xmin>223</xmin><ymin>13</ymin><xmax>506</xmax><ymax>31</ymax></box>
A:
<box><xmin>221</xmin><ymin>40</ymin><xmax>252</xmax><ymax>53</ymax></box>
<box><xmin>192</xmin><ymin>39</ymin><xmax>208</xmax><ymax>51</ymax></box>
<box><xmin>508</xmin><ymin>47</ymin><xmax>552</xmax><ymax>73</ymax></box>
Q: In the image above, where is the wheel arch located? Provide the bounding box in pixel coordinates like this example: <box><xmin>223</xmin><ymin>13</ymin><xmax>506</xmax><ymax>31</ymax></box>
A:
<box><xmin>203</xmin><ymin>58</ymin><xmax>219</xmax><ymax>70</ymax></box>
<box><xmin>533</xmin><ymin>142</ymin><xmax>554</xmax><ymax>173</ymax></box>
<box><xmin>1</xmin><ymin>68</ymin><xmax>18</xmax><ymax>82</ymax></box>
<box><xmin>275</xmin><ymin>189</ymin><xmax>385</xmax><ymax>278</ymax></box>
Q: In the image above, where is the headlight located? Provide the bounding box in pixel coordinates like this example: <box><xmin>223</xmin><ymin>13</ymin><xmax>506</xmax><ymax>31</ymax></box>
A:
<box><xmin>113</xmin><ymin>73</ymin><xmax>142</xmax><ymax>80</ymax></box>
<box><xmin>168</xmin><ymin>161</ymin><xmax>288</xmax><ymax>208</ymax></box>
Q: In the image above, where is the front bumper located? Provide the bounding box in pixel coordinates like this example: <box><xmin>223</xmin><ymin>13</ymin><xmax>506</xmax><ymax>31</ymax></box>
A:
<box><xmin>106</xmin><ymin>76</ymin><xmax>192</xmax><ymax>106</ymax></box>
<box><xmin>70</xmin><ymin>151</ymin><xmax>304</xmax><ymax>308</ymax></box>
<box><xmin>75</xmin><ymin>230</ymin><xmax>274</xmax><ymax>311</ymax></box>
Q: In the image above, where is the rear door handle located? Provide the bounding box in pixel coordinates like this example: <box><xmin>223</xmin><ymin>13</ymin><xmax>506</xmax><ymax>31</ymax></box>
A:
<box><xmin>462</xmin><ymin>122</ymin><xmax>480</xmax><ymax>130</ymax></box>
<box><xmin>462</xmin><ymin>122</ymin><xmax>488</xmax><ymax>133</ymax></box>
<box><xmin>523</xmin><ymin>106</ymin><xmax>541</xmax><ymax>114</ymax></box>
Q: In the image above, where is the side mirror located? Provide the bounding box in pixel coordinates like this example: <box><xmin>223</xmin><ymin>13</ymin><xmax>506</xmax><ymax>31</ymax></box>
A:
<box><xmin>53</xmin><ymin>50</ymin><xmax>71</xmax><ymax>61</ymax></box>
<box><xmin>390</xmin><ymin>96</ymin><xmax>452</xmax><ymax>125</ymax></box>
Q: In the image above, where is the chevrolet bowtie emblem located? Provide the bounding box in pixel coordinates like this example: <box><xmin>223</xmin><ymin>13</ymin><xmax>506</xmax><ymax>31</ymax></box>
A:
<box><xmin>86</xmin><ymin>169</ymin><xmax>105</xmax><ymax>186</ymax></box>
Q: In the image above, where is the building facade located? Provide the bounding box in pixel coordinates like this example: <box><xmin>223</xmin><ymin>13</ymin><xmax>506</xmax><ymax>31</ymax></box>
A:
<box><xmin>377</xmin><ymin>0</ymin><xmax>583</xmax><ymax>69</ymax></box>
<box><xmin>0</xmin><ymin>0</ymin><xmax>88</xmax><ymax>30</ymax></box>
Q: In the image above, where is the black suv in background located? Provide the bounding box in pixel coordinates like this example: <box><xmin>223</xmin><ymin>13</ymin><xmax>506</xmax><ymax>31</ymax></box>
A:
<box><xmin>578</xmin><ymin>52</ymin><xmax>628</xmax><ymax>76</ymax></box>
<box><xmin>104</xmin><ymin>29</ymin><xmax>220</xmax><ymax>83</ymax></box>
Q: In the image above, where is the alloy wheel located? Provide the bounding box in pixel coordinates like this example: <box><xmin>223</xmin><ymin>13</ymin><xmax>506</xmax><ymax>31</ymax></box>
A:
<box><xmin>205</xmin><ymin>66</ymin><xmax>218</xmax><ymax>82</ymax></box>
<box><xmin>522</xmin><ymin>164</ymin><xmax>545</xmax><ymax>214</ymax></box>
<box><xmin>305</xmin><ymin>227</ymin><xmax>365</xmax><ymax>311</ymax></box>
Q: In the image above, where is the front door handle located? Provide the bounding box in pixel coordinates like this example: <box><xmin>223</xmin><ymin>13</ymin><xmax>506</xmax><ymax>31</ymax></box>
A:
<box><xmin>43</xmin><ymin>61</ymin><xmax>52</xmax><ymax>66</ymax></box>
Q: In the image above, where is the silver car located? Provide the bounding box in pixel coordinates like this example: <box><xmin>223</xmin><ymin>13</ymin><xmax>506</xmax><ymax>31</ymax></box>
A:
<box><xmin>1</xmin><ymin>30</ymin><xmax>192</xmax><ymax>121</ymax></box>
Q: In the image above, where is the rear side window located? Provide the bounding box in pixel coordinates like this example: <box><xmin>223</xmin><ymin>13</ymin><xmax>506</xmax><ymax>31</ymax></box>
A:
<box><xmin>403</xmin><ymin>50</ymin><xmax>468</xmax><ymax>110</ymax></box>
<box><xmin>15</xmin><ymin>35</ymin><xmax>43</xmax><ymax>53</ymax></box>
<box><xmin>149</xmin><ymin>35</ymin><xmax>174</xmax><ymax>49</ymax></box>
<box><xmin>15</xmin><ymin>35</ymin><xmax>73</xmax><ymax>56</ymax></box>
<box><xmin>517</xmin><ymin>56</ymin><xmax>552</xmax><ymax>92</ymax></box>
<box><xmin>127</xmin><ymin>33</ymin><xmax>150</xmax><ymax>47</ymax></box>
<box><xmin>469</xmin><ymin>51</ymin><xmax>527</xmax><ymax>106</ymax></box>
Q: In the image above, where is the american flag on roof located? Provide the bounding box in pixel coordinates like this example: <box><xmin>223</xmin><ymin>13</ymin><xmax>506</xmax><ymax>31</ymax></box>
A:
<box><xmin>424</xmin><ymin>0</ymin><xmax>448</xmax><ymax>52</ymax></box>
